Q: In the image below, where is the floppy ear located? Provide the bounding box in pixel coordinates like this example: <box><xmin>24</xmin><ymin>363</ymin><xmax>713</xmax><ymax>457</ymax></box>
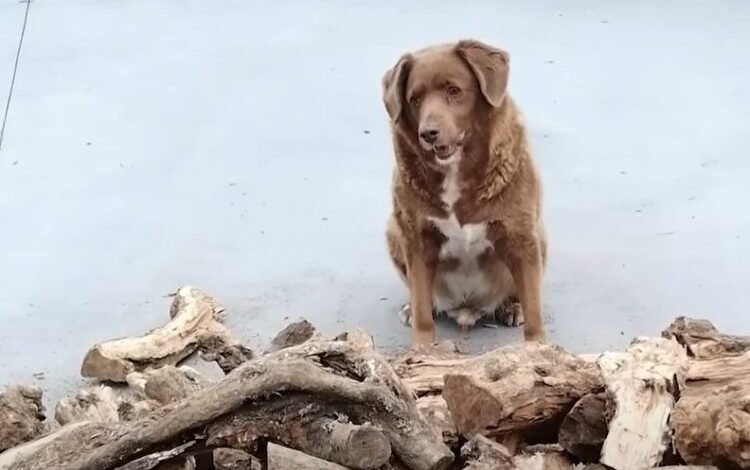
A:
<box><xmin>455</xmin><ymin>40</ymin><xmax>510</xmax><ymax>107</ymax></box>
<box><xmin>382</xmin><ymin>54</ymin><xmax>412</xmax><ymax>122</ymax></box>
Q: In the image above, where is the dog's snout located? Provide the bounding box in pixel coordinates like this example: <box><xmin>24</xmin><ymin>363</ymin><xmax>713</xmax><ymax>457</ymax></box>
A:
<box><xmin>419</xmin><ymin>127</ymin><xmax>440</xmax><ymax>143</ymax></box>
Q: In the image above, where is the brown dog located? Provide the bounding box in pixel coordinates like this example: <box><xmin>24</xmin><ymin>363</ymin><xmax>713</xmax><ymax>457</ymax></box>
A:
<box><xmin>382</xmin><ymin>40</ymin><xmax>547</xmax><ymax>345</ymax></box>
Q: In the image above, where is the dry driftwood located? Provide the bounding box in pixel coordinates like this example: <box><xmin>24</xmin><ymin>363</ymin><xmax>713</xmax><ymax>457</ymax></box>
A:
<box><xmin>126</xmin><ymin>366</ymin><xmax>213</xmax><ymax>404</ymax></box>
<box><xmin>55</xmin><ymin>385</ymin><xmax>158</xmax><ymax>425</ymax></box>
<box><xmin>672</xmin><ymin>349</ymin><xmax>750</xmax><ymax>468</ymax></box>
<box><xmin>598</xmin><ymin>337</ymin><xmax>688</xmax><ymax>470</ymax></box>
<box><xmin>442</xmin><ymin>342</ymin><xmax>601</xmax><ymax>437</ymax></box>
<box><xmin>460</xmin><ymin>435</ymin><xmax>513</xmax><ymax>470</ymax></box>
<box><xmin>207</xmin><ymin>399</ymin><xmax>391</xmax><ymax>469</ymax></box>
<box><xmin>557</xmin><ymin>392</ymin><xmax>607</xmax><ymax>462</ymax></box>
<box><xmin>213</xmin><ymin>447</ymin><xmax>261</xmax><ymax>470</ymax></box>
<box><xmin>267</xmin><ymin>319</ymin><xmax>319</xmax><ymax>352</ymax></box>
<box><xmin>663</xmin><ymin>316</ymin><xmax>750</xmax><ymax>358</ymax></box>
<box><xmin>0</xmin><ymin>421</ymin><xmax>113</xmax><ymax>470</ymax></box>
<box><xmin>113</xmin><ymin>441</ymin><xmax>195</xmax><ymax>470</ymax></box>
<box><xmin>6</xmin><ymin>337</ymin><xmax>450</xmax><ymax>470</ymax></box>
<box><xmin>513</xmin><ymin>445</ymin><xmax>574</xmax><ymax>470</ymax></box>
<box><xmin>81</xmin><ymin>286</ymin><xmax>251</xmax><ymax>382</ymax></box>
<box><xmin>267</xmin><ymin>442</ymin><xmax>350</xmax><ymax>470</ymax></box>
<box><xmin>0</xmin><ymin>385</ymin><xmax>46</xmax><ymax>452</ymax></box>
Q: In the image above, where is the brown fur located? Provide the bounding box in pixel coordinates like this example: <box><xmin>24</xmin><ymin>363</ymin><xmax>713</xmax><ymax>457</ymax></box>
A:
<box><xmin>382</xmin><ymin>40</ymin><xmax>547</xmax><ymax>345</ymax></box>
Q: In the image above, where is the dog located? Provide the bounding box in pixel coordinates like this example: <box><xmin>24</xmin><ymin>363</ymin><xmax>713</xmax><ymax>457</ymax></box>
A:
<box><xmin>382</xmin><ymin>39</ymin><xmax>547</xmax><ymax>345</ymax></box>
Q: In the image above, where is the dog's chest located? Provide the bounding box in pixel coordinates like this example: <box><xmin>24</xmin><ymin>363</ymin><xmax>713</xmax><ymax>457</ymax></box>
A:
<box><xmin>429</xmin><ymin>161</ymin><xmax>492</xmax><ymax>261</ymax></box>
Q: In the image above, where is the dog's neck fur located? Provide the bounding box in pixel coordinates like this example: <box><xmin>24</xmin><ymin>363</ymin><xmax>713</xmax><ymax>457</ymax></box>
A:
<box><xmin>392</xmin><ymin>95</ymin><xmax>527</xmax><ymax>218</ymax></box>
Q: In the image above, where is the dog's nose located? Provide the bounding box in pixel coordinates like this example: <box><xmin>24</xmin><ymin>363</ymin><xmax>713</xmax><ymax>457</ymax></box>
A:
<box><xmin>419</xmin><ymin>127</ymin><xmax>439</xmax><ymax>143</ymax></box>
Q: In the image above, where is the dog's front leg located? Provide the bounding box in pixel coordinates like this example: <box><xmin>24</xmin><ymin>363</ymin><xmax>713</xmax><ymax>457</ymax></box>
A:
<box><xmin>407</xmin><ymin>256</ymin><xmax>436</xmax><ymax>345</ymax></box>
<box><xmin>507</xmin><ymin>238</ymin><xmax>546</xmax><ymax>342</ymax></box>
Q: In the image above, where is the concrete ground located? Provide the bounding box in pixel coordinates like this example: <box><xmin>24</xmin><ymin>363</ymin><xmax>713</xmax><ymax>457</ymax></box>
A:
<box><xmin>1</xmin><ymin>0</ymin><xmax>749</xmax><ymax>409</ymax></box>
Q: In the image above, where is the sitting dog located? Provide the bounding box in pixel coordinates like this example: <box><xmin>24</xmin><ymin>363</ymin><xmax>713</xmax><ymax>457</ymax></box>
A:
<box><xmin>382</xmin><ymin>40</ymin><xmax>547</xmax><ymax>345</ymax></box>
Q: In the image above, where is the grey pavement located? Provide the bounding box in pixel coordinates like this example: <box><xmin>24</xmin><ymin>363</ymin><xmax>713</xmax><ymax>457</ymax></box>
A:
<box><xmin>1</xmin><ymin>0</ymin><xmax>749</xmax><ymax>409</ymax></box>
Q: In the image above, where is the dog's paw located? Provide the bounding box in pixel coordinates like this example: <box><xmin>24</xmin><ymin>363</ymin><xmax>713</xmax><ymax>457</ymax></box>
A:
<box><xmin>496</xmin><ymin>301</ymin><xmax>524</xmax><ymax>327</ymax></box>
<box><xmin>398</xmin><ymin>303</ymin><xmax>412</xmax><ymax>327</ymax></box>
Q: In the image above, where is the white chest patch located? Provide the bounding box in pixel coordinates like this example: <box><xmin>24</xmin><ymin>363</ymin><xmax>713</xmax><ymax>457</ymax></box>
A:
<box><xmin>429</xmin><ymin>156</ymin><xmax>492</xmax><ymax>260</ymax></box>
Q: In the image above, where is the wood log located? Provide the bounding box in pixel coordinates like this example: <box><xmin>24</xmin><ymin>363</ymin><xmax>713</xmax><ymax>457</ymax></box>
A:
<box><xmin>598</xmin><ymin>337</ymin><xmax>687</xmax><ymax>470</ymax></box>
<box><xmin>7</xmin><ymin>338</ymin><xmax>450</xmax><ymax>470</ymax></box>
<box><xmin>114</xmin><ymin>441</ymin><xmax>195</xmax><ymax>470</ymax></box>
<box><xmin>207</xmin><ymin>399</ymin><xmax>391</xmax><ymax>469</ymax></box>
<box><xmin>0</xmin><ymin>421</ymin><xmax>113</xmax><ymax>470</ymax></box>
<box><xmin>55</xmin><ymin>385</ymin><xmax>158</xmax><ymax>425</ymax></box>
<box><xmin>267</xmin><ymin>442</ymin><xmax>350</xmax><ymax>470</ymax></box>
<box><xmin>415</xmin><ymin>395</ymin><xmax>459</xmax><ymax>449</ymax></box>
<box><xmin>126</xmin><ymin>366</ymin><xmax>213</xmax><ymax>404</ymax></box>
<box><xmin>442</xmin><ymin>342</ymin><xmax>601</xmax><ymax>437</ymax></box>
<box><xmin>460</xmin><ymin>435</ymin><xmax>513</xmax><ymax>470</ymax></box>
<box><xmin>0</xmin><ymin>385</ymin><xmax>46</xmax><ymax>452</ymax></box>
<box><xmin>673</xmin><ymin>349</ymin><xmax>750</xmax><ymax>468</ymax></box>
<box><xmin>81</xmin><ymin>286</ymin><xmax>251</xmax><ymax>382</ymax></box>
<box><xmin>213</xmin><ymin>448</ymin><xmax>261</xmax><ymax>470</ymax></box>
<box><xmin>513</xmin><ymin>445</ymin><xmax>574</xmax><ymax>470</ymax></box>
<box><xmin>557</xmin><ymin>392</ymin><xmax>607</xmax><ymax>462</ymax></box>
<box><xmin>662</xmin><ymin>316</ymin><xmax>750</xmax><ymax>359</ymax></box>
<box><xmin>268</xmin><ymin>319</ymin><xmax>319</xmax><ymax>352</ymax></box>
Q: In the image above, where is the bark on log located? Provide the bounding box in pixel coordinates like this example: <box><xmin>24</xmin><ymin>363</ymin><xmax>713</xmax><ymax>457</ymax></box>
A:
<box><xmin>207</xmin><ymin>399</ymin><xmax>391</xmax><ymax>469</ymax></box>
<box><xmin>598</xmin><ymin>337</ymin><xmax>688</xmax><ymax>470</ymax></box>
<box><xmin>55</xmin><ymin>385</ymin><xmax>158</xmax><ymax>425</ymax></box>
<box><xmin>460</xmin><ymin>435</ymin><xmax>513</xmax><ymax>470</ymax></box>
<box><xmin>415</xmin><ymin>395</ymin><xmax>458</xmax><ymax>449</ymax></box>
<box><xmin>268</xmin><ymin>319</ymin><xmax>319</xmax><ymax>352</ymax></box>
<box><xmin>663</xmin><ymin>316</ymin><xmax>750</xmax><ymax>359</ymax></box>
<box><xmin>267</xmin><ymin>442</ymin><xmax>350</xmax><ymax>470</ymax></box>
<box><xmin>126</xmin><ymin>366</ymin><xmax>213</xmax><ymax>404</ymax></box>
<box><xmin>213</xmin><ymin>448</ymin><xmax>261</xmax><ymax>470</ymax></box>
<box><xmin>0</xmin><ymin>421</ymin><xmax>113</xmax><ymax>470</ymax></box>
<box><xmin>9</xmin><ymin>339</ymin><xmax>450</xmax><ymax>470</ymax></box>
<box><xmin>557</xmin><ymin>392</ymin><xmax>607</xmax><ymax>462</ymax></box>
<box><xmin>513</xmin><ymin>446</ymin><xmax>574</xmax><ymax>470</ymax></box>
<box><xmin>390</xmin><ymin>342</ymin><xmax>467</xmax><ymax>396</ymax></box>
<box><xmin>442</xmin><ymin>342</ymin><xmax>601</xmax><ymax>437</ymax></box>
<box><xmin>673</xmin><ymin>350</ymin><xmax>750</xmax><ymax>468</ymax></box>
<box><xmin>114</xmin><ymin>441</ymin><xmax>195</xmax><ymax>470</ymax></box>
<box><xmin>81</xmin><ymin>286</ymin><xmax>250</xmax><ymax>382</ymax></box>
<box><xmin>0</xmin><ymin>385</ymin><xmax>46</xmax><ymax>452</ymax></box>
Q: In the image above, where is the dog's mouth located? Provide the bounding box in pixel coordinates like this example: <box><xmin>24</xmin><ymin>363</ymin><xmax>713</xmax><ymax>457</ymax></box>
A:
<box><xmin>432</xmin><ymin>131</ymin><xmax>465</xmax><ymax>162</ymax></box>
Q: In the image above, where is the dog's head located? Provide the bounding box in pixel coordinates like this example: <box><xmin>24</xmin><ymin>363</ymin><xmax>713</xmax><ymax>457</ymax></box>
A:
<box><xmin>382</xmin><ymin>40</ymin><xmax>510</xmax><ymax>166</ymax></box>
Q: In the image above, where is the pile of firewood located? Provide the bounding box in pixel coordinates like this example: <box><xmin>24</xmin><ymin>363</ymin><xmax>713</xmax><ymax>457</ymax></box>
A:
<box><xmin>1</xmin><ymin>286</ymin><xmax>748</xmax><ymax>470</ymax></box>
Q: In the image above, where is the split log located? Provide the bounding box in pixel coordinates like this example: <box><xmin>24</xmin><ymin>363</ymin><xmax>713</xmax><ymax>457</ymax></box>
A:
<box><xmin>598</xmin><ymin>337</ymin><xmax>687</xmax><ymax>470</ymax></box>
<box><xmin>81</xmin><ymin>286</ymin><xmax>251</xmax><ymax>382</ymax></box>
<box><xmin>55</xmin><ymin>385</ymin><xmax>158</xmax><ymax>425</ymax></box>
<box><xmin>0</xmin><ymin>385</ymin><xmax>46</xmax><ymax>452</ymax></box>
<box><xmin>513</xmin><ymin>445</ymin><xmax>574</xmax><ymax>470</ymax></box>
<box><xmin>267</xmin><ymin>442</ymin><xmax>350</xmax><ymax>470</ymax></box>
<box><xmin>0</xmin><ymin>421</ymin><xmax>113</xmax><ymax>470</ymax></box>
<box><xmin>460</xmin><ymin>435</ymin><xmax>513</xmax><ymax>470</ymax></box>
<box><xmin>442</xmin><ymin>342</ymin><xmax>601</xmax><ymax>437</ymax></box>
<box><xmin>213</xmin><ymin>448</ymin><xmax>261</xmax><ymax>470</ymax></box>
<box><xmin>415</xmin><ymin>395</ymin><xmax>459</xmax><ymax>449</ymax></box>
<box><xmin>9</xmin><ymin>339</ymin><xmax>450</xmax><ymax>470</ymax></box>
<box><xmin>114</xmin><ymin>441</ymin><xmax>195</xmax><ymax>470</ymax></box>
<box><xmin>673</xmin><ymin>351</ymin><xmax>750</xmax><ymax>467</ymax></box>
<box><xmin>390</xmin><ymin>342</ymin><xmax>467</xmax><ymax>396</ymax></box>
<box><xmin>557</xmin><ymin>392</ymin><xmax>607</xmax><ymax>462</ymax></box>
<box><xmin>663</xmin><ymin>316</ymin><xmax>750</xmax><ymax>358</ymax></box>
<box><xmin>268</xmin><ymin>319</ymin><xmax>319</xmax><ymax>352</ymax></box>
<box><xmin>207</xmin><ymin>399</ymin><xmax>391</xmax><ymax>469</ymax></box>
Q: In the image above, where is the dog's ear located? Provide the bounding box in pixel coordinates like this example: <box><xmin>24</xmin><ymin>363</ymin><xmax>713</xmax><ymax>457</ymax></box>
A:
<box><xmin>382</xmin><ymin>54</ymin><xmax>412</xmax><ymax>123</ymax></box>
<box><xmin>456</xmin><ymin>40</ymin><xmax>510</xmax><ymax>107</ymax></box>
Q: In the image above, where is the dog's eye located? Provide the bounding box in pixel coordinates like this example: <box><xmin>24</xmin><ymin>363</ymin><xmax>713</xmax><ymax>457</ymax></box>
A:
<box><xmin>409</xmin><ymin>96</ymin><xmax>420</xmax><ymax>106</ymax></box>
<box><xmin>447</xmin><ymin>86</ymin><xmax>462</xmax><ymax>96</ymax></box>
